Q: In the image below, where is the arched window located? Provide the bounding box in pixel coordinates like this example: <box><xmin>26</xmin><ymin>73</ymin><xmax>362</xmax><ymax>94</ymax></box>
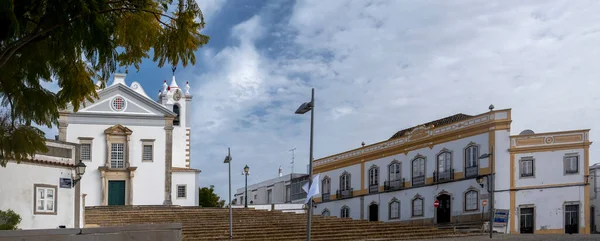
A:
<box><xmin>464</xmin><ymin>190</ymin><xmax>478</xmax><ymax>211</ymax></box>
<box><xmin>369</xmin><ymin>166</ymin><xmax>379</xmax><ymax>185</ymax></box>
<box><xmin>412</xmin><ymin>157</ymin><xmax>426</xmax><ymax>186</ymax></box>
<box><xmin>322</xmin><ymin>177</ymin><xmax>331</xmax><ymax>194</ymax></box>
<box><xmin>322</xmin><ymin>209</ymin><xmax>330</xmax><ymax>217</ymax></box>
<box><xmin>340</xmin><ymin>172</ymin><xmax>351</xmax><ymax>191</ymax></box>
<box><xmin>388</xmin><ymin>161</ymin><xmax>401</xmax><ymax>182</ymax></box>
<box><xmin>173</xmin><ymin>105</ymin><xmax>180</xmax><ymax>126</ymax></box>
<box><xmin>389</xmin><ymin>199</ymin><xmax>400</xmax><ymax>219</ymax></box>
<box><xmin>341</xmin><ymin>206</ymin><xmax>350</xmax><ymax>218</ymax></box>
<box><xmin>436</xmin><ymin>150</ymin><xmax>452</xmax><ymax>181</ymax></box>
<box><xmin>465</xmin><ymin>144</ymin><xmax>479</xmax><ymax>178</ymax></box>
<box><xmin>412</xmin><ymin>196</ymin><xmax>423</xmax><ymax>217</ymax></box>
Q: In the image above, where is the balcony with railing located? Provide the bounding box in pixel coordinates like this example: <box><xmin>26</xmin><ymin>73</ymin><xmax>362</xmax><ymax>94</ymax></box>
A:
<box><xmin>336</xmin><ymin>188</ymin><xmax>354</xmax><ymax>199</ymax></box>
<box><xmin>369</xmin><ymin>184</ymin><xmax>379</xmax><ymax>194</ymax></box>
<box><xmin>412</xmin><ymin>175</ymin><xmax>425</xmax><ymax>187</ymax></box>
<box><xmin>465</xmin><ymin>165</ymin><xmax>478</xmax><ymax>178</ymax></box>
<box><xmin>384</xmin><ymin>178</ymin><xmax>405</xmax><ymax>192</ymax></box>
<box><xmin>434</xmin><ymin>168</ymin><xmax>454</xmax><ymax>183</ymax></box>
<box><xmin>321</xmin><ymin>193</ymin><xmax>330</xmax><ymax>201</ymax></box>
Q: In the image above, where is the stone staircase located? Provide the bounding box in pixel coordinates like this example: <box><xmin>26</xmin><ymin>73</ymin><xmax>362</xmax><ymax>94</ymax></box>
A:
<box><xmin>85</xmin><ymin>206</ymin><xmax>473</xmax><ymax>240</ymax></box>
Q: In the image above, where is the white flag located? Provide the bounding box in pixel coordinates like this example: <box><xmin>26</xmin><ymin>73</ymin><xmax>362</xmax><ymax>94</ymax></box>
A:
<box><xmin>304</xmin><ymin>174</ymin><xmax>321</xmax><ymax>204</ymax></box>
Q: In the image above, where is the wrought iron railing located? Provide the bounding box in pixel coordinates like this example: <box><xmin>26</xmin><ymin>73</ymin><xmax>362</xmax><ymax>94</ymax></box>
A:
<box><xmin>384</xmin><ymin>178</ymin><xmax>405</xmax><ymax>192</ymax></box>
<box><xmin>321</xmin><ymin>193</ymin><xmax>330</xmax><ymax>201</ymax></box>
<box><xmin>465</xmin><ymin>166</ymin><xmax>478</xmax><ymax>178</ymax></box>
<box><xmin>412</xmin><ymin>175</ymin><xmax>425</xmax><ymax>187</ymax></box>
<box><xmin>336</xmin><ymin>188</ymin><xmax>354</xmax><ymax>199</ymax></box>
<box><xmin>369</xmin><ymin>184</ymin><xmax>379</xmax><ymax>194</ymax></box>
<box><xmin>434</xmin><ymin>168</ymin><xmax>454</xmax><ymax>183</ymax></box>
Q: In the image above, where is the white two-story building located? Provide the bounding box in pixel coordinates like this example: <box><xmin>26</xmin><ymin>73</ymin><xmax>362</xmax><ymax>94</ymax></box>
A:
<box><xmin>58</xmin><ymin>73</ymin><xmax>200</xmax><ymax>207</ymax></box>
<box><xmin>313</xmin><ymin>107</ymin><xmax>592</xmax><ymax>235</ymax></box>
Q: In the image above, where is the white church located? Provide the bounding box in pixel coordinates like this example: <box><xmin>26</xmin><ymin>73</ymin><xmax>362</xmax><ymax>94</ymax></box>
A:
<box><xmin>58</xmin><ymin>73</ymin><xmax>201</xmax><ymax>207</ymax></box>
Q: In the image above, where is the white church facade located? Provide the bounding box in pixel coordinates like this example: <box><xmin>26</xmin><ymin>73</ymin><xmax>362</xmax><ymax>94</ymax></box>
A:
<box><xmin>313</xmin><ymin>108</ymin><xmax>592</xmax><ymax>234</ymax></box>
<box><xmin>58</xmin><ymin>73</ymin><xmax>200</xmax><ymax>207</ymax></box>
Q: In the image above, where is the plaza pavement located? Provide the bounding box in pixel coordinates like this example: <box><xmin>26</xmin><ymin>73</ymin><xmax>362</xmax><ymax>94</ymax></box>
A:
<box><xmin>422</xmin><ymin>234</ymin><xmax>600</xmax><ymax>240</ymax></box>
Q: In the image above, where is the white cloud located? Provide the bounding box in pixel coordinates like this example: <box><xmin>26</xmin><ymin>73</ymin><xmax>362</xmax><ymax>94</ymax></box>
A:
<box><xmin>187</xmin><ymin>0</ymin><xmax>600</xmax><ymax>200</ymax></box>
<box><xmin>196</xmin><ymin>0</ymin><xmax>227</xmax><ymax>22</ymax></box>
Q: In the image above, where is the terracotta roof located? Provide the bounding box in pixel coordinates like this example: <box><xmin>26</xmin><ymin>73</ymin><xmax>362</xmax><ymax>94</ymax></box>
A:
<box><xmin>172</xmin><ymin>167</ymin><xmax>201</xmax><ymax>173</ymax></box>
<box><xmin>16</xmin><ymin>159</ymin><xmax>76</xmax><ymax>168</ymax></box>
<box><xmin>389</xmin><ymin>113</ymin><xmax>473</xmax><ymax>140</ymax></box>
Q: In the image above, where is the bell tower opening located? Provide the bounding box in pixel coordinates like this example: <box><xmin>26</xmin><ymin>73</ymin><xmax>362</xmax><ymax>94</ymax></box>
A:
<box><xmin>173</xmin><ymin>105</ymin><xmax>180</xmax><ymax>126</ymax></box>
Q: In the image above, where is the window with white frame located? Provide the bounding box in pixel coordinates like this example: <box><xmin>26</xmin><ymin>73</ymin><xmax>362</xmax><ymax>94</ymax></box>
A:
<box><xmin>322</xmin><ymin>177</ymin><xmax>331</xmax><ymax>194</ymax></box>
<box><xmin>412</xmin><ymin>158</ymin><xmax>425</xmax><ymax>177</ymax></box>
<box><xmin>464</xmin><ymin>145</ymin><xmax>478</xmax><ymax>167</ymax></box>
<box><xmin>520</xmin><ymin>158</ymin><xmax>534</xmax><ymax>177</ymax></box>
<box><xmin>389</xmin><ymin>199</ymin><xmax>400</xmax><ymax>219</ymax></box>
<box><xmin>80</xmin><ymin>143</ymin><xmax>91</xmax><ymax>161</ymax></box>
<box><xmin>142</xmin><ymin>145</ymin><xmax>153</xmax><ymax>161</ymax></box>
<box><xmin>341</xmin><ymin>206</ymin><xmax>350</xmax><ymax>218</ymax></box>
<box><xmin>110</xmin><ymin>143</ymin><xmax>125</xmax><ymax>168</ymax></box>
<box><xmin>340</xmin><ymin>172</ymin><xmax>351</xmax><ymax>191</ymax></box>
<box><xmin>369</xmin><ymin>166</ymin><xmax>379</xmax><ymax>185</ymax></box>
<box><xmin>322</xmin><ymin>209</ymin><xmax>330</xmax><ymax>217</ymax></box>
<box><xmin>565</xmin><ymin>155</ymin><xmax>579</xmax><ymax>174</ymax></box>
<box><xmin>412</xmin><ymin>196</ymin><xmax>423</xmax><ymax>217</ymax></box>
<box><xmin>437</xmin><ymin>151</ymin><xmax>452</xmax><ymax>173</ymax></box>
<box><xmin>34</xmin><ymin>184</ymin><xmax>57</xmax><ymax>214</ymax></box>
<box><xmin>177</xmin><ymin>185</ymin><xmax>186</xmax><ymax>198</ymax></box>
<box><xmin>465</xmin><ymin>190</ymin><xmax>478</xmax><ymax>211</ymax></box>
<box><xmin>389</xmin><ymin>161</ymin><xmax>401</xmax><ymax>181</ymax></box>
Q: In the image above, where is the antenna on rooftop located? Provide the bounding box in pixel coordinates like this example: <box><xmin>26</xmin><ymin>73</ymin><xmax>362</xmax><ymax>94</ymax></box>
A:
<box><xmin>289</xmin><ymin>147</ymin><xmax>296</xmax><ymax>174</ymax></box>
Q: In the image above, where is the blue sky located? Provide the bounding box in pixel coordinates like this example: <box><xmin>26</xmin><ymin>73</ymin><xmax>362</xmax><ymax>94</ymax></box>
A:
<box><xmin>41</xmin><ymin>0</ymin><xmax>600</xmax><ymax>202</ymax></box>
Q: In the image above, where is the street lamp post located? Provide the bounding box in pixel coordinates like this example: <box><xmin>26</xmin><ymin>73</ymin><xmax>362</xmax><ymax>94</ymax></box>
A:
<box><xmin>223</xmin><ymin>148</ymin><xmax>233</xmax><ymax>239</ymax></box>
<box><xmin>478</xmin><ymin>145</ymin><xmax>494</xmax><ymax>238</ymax></box>
<box><xmin>242</xmin><ymin>165</ymin><xmax>250</xmax><ymax>208</ymax></box>
<box><xmin>295</xmin><ymin>88</ymin><xmax>315</xmax><ymax>241</ymax></box>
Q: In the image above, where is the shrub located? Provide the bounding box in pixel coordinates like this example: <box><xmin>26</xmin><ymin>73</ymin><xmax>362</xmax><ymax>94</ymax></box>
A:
<box><xmin>0</xmin><ymin>209</ymin><xmax>21</xmax><ymax>230</ymax></box>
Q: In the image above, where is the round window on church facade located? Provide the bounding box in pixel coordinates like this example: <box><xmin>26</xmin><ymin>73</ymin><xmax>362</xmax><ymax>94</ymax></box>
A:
<box><xmin>111</xmin><ymin>96</ymin><xmax>126</xmax><ymax>111</ymax></box>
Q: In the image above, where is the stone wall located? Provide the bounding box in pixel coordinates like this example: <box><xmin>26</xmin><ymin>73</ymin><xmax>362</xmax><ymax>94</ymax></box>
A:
<box><xmin>0</xmin><ymin>223</ymin><xmax>181</xmax><ymax>241</ymax></box>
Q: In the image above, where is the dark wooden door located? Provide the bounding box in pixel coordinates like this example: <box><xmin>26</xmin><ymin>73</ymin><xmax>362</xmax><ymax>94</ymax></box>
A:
<box><xmin>520</xmin><ymin>207</ymin><xmax>534</xmax><ymax>233</ymax></box>
<box><xmin>436</xmin><ymin>194</ymin><xmax>451</xmax><ymax>224</ymax></box>
<box><xmin>565</xmin><ymin>204</ymin><xmax>579</xmax><ymax>234</ymax></box>
<box><xmin>369</xmin><ymin>204</ymin><xmax>379</xmax><ymax>221</ymax></box>
<box><xmin>108</xmin><ymin>180</ymin><xmax>126</xmax><ymax>206</ymax></box>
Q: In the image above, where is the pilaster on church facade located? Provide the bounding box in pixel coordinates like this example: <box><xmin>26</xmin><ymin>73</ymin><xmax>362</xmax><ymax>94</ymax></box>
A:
<box><xmin>58</xmin><ymin>72</ymin><xmax>200</xmax><ymax>207</ymax></box>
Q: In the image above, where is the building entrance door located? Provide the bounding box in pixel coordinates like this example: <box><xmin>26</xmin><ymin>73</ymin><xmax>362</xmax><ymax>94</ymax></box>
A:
<box><xmin>565</xmin><ymin>204</ymin><xmax>579</xmax><ymax>234</ymax></box>
<box><xmin>369</xmin><ymin>203</ymin><xmax>379</xmax><ymax>221</ymax></box>
<box><xmin>108</xmin><ymin>180</ymin><xmax>126</xmax><ymax>206</ymax></box>
<box><xmin>436</xmin><ymin>194</ymin><xmax>451</xmax><ymax>224</ymax></box>
<box><xmin>520</xmin><ymin>207</ymin><xmax>534</xmax><ymax>233</ymax></box>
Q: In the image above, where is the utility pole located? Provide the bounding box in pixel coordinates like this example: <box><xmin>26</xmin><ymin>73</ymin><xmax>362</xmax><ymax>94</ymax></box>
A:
<box><xmin>288</xmin><ymin>147</ymin><xmax>296</xmax><ymax>203</ymax></box>
<box><xmin>289</xmin><ymin>148</ymin><xmax>296</xmax><ymax>174</ymax></box>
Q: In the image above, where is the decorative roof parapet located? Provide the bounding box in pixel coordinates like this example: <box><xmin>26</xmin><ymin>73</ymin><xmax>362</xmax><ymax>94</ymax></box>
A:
<box><xmin>313</xmin><ymin>109</ymin><xmax>511</xmax><ymax>167</ymax></box>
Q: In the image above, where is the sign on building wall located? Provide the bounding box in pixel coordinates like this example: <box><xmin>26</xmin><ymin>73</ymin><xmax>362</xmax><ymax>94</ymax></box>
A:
<box><xmin>493</xmin><ymin>209</ymin><xmax>510</xmax><ymax>233</ymax></box>
<box><xmin>59</xmin><ymin>178</ymin><xmax>72</xmax><ymax>188</ymax></box>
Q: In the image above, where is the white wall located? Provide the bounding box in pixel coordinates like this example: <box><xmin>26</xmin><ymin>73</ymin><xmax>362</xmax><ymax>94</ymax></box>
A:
<box><xmin>172</xmin><ymin>172</ymin><xmax>198</xmax><ymax>206</ymax></box>
<box><xmin>494</xmin><ymin>130</ymin><xmax>511</xmax><ymax>190</ymax></box>
<box><xmin>0</xmin><ymin>162</ymin><xmax>75</xmax><ymax>229</ymax></box>
<box><xmin>592</xmin><ymin>168</ymin><xmax>600</xmax><ymax>232</ymax></box>
<box><xmin>67</xmin><ymin>124</ymin><xmax>166</xmax><ymax>206</ymax></box>
<box><xmin>514</xmin><ymin>149</ymin><xmax>585</xmax><ymax>187</ymax></box>
<box><xmin>315</xmin><ymin>197</ymin><xmax>361</xmax><ymax>219</ymax></box>
<box><xmin>514</xmin><ymin>186</ymin><xmax>586</xmax><ymax>232</ymax></box>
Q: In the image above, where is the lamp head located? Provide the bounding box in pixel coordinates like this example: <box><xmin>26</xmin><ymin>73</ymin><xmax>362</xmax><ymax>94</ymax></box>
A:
<box><xmin>478</xmin><ymin>153</ymin><xmax>491</xmax><ymax>159</ymax></box>
<box><xmin>75</xmin><ymin>160</ymin><xmax>86</xmax><ymax>176</ymax></box>
<box><xmin>295</xmin><ymin>102</ymin><xmax>312</xmax><ymax>114</ymax></box>
<box><xmin>244</xmin><ymin>165</ymin><xmax>250</xmax><ymax>173</ymax></box>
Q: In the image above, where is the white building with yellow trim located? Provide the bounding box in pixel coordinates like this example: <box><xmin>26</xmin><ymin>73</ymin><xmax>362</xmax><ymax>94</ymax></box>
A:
<box><xmin>313</xmin><ymin>108</ymin><xmax>592</xmax><ymax>234</ymax></box>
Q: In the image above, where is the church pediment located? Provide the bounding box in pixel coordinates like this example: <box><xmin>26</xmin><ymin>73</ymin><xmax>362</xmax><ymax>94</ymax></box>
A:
<box><xmin>104</xmin><ymin>124</ymin><xmax>133</xmax><ymax>135</ymax></box>
<box><xmin>62</xmin><ymin>84</ymin><xmax>176</xmax><ymax>117</ymax></box>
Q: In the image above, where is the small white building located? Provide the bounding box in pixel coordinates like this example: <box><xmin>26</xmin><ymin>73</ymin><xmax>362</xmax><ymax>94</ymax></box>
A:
<box><xmin>589</xmin><ymin>163</ymin><xmax>600</xmax><ymax>233</ymax></box>
<box><xmin>0</xmin><ymin>140</ymin><xmax>83</xmax><ymax>229</ymax></box>
<box><xmin>234</xmin><ymin>173</ymin><xmax>308</xmax><ymax>205</ymax></box>
<box><xmin>58</xmin><ymin>73</ymin><xmax>200</xmax><ymax>207</ymax></box>
<box><xmin>313</xmin><ymin>108</ymin><xmax>592</xmax><ymax>234</ymax></box>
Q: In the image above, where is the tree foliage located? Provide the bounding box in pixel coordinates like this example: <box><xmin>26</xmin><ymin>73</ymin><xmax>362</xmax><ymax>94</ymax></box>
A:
<box><xmin>0</xmin><ymin>209</ymin><xmax>22</xmax><ymax>230</ymax></box>
<box><xmin>0</xmin><ymin>0</ymin><xmax>209</xmax><ymax>166</ymax></box>
<box><xmin>198</xmin><ymin>186</ymin><xmax>225</xmax><ymax>208</ymax></box>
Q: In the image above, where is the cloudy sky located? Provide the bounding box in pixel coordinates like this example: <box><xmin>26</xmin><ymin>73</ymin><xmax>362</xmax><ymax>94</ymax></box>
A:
<box><xmin>41</xmin><ymin>0</ymin><xmax>600</xmax><ymax>201</ymax></box>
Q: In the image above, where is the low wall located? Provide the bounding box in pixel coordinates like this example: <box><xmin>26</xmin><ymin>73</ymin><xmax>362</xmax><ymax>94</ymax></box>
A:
<box><xmin>232</xmin><ymin>203</ymin><xmax>306</xmax><ymax>214</ymax></box>
<box><xmin>0</xmin><ymin>223</ymin><xmax>182</xmax><ymax>241</ymax></box>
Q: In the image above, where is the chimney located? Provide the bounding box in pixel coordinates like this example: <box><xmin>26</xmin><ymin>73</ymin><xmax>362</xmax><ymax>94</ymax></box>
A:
<box><xmin>112</xmin><ymin>73</ymin><xmax>127</xmax><ymax>86</ymax></box>
<box><xmin>278</xmin><ymin>166</ymin><xmax>283</xmax><ymax>177</ymax></box>
<box><xmin>54</xmin><ymin>135</ymin><xmax>59</xmax><ymax>141</ymax></box>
